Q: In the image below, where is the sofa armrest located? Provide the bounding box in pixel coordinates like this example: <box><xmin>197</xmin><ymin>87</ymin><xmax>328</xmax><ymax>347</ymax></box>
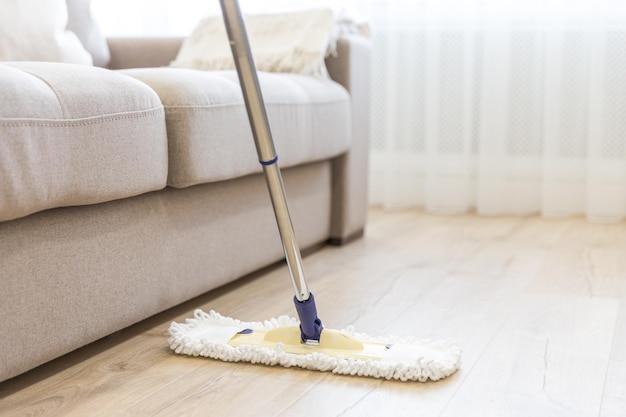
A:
<box><xmin>325</xmin><ymin>35</ymin><xmax>371</xmax><ymax>243</ymax></box>
<box><xmin>106</xmin><ymin>37</ymin><xmax>184</xmax><ymax>69</ymax></box>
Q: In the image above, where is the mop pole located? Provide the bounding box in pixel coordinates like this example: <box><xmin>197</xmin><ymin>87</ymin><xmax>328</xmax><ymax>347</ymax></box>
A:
<box><xmin>219</xmin><ymin>0</ymin><xmax>323</xmax><ymax>344</ymax></box>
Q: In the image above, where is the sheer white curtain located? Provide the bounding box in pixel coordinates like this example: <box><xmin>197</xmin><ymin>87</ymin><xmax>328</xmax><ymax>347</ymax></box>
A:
<box><xmin>92</xmin><ymin>0</ymin><xmax>626</xmax><ymax>222</ymax></box>
<box><xmin>366</xmin><ymin>0</ymin><xmax>626</xmax><ymax>222</ymax></box>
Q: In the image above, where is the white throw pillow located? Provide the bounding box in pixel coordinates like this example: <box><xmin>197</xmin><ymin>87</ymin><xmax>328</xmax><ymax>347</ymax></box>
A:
<box><xmin>171</xmin><ymin>9</ymin><xmax>334</xmax><ymax>78</ymax></box>
<box><xmin>0</xmin><ymin>0</ymin><xmax>93</xmax><ymax>64</ymax></box>
<box><xmin>66</xmin><ymin>0</ymin><xmax>110</xmax><ymax>67</ymax></box>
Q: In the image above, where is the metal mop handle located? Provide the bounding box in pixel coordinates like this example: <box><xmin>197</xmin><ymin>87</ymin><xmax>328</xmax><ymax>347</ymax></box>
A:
<box><xmin>219</xmin><ymin>0</ymin><xmax>323</xmax><ymax>343</ymax></box>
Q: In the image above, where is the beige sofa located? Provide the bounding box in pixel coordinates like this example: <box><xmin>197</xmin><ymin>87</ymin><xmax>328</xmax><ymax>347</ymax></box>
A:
<box><xmin>0</xmin><ymin>18</ymin><xmax>370</xmax><ymax>382</ymax></box>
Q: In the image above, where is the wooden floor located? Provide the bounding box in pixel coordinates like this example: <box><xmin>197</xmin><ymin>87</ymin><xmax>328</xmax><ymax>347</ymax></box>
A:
<box><xmin>2</xmin><ymin>208</ymin><xmax>626</xmax><ymax>416</ymax></box>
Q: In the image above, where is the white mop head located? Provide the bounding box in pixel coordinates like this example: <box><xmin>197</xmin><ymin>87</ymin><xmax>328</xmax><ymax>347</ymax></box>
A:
<box><xmin>168</xmin><ymin>309</ymin><xmax>461</xmax><ymax>382</ymax></box>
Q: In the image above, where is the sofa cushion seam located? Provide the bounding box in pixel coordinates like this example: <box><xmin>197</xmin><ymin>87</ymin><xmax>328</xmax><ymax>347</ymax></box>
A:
<box><xmin>0</xmin><ymin>106</ymin><xmax>164</xmax><ymax>127</ymax></box>
<box><xmin>164</xmin><ymin>100</ymin><xmax>347</xmax><ymax>110</ymax></box>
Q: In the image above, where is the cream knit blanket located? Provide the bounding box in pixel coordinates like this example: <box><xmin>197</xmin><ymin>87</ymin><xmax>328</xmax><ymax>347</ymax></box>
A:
<box><xmin>171</xmin><ymin>8</ymin><xmax>335</xmax><ymax>78</ymax></box>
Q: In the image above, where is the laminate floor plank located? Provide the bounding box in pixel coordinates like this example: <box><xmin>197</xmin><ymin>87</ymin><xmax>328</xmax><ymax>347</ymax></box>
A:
<box><xmin>600</xmin><ymin>280</ymin><xmax>626</xmax><ymax>417</ymax></box>
<box><xmin>439</xmin><ymin>294</ymin><xmax>618</xmax><ymax>417</ymax></box>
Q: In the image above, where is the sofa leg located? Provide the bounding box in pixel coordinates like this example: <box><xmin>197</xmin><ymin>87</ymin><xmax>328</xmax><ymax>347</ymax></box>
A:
<box><xmin>327</xmin><ymin>228</ymin><xmax>365</xmax><ymax>246</ymax></box>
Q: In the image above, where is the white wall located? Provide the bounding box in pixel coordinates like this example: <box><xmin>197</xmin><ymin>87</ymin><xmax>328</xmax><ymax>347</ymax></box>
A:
<box><xmin>91</xmin><ymin>0</ymin><xmax>355</xmax><ymax>36</ymax></box>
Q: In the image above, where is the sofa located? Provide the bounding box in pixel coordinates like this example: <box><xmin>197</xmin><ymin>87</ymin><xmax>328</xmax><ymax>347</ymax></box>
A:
<box><xmin>0</xmin><ymin>4</ymin><xmax>370</xmax><ymax>382</ymax></box>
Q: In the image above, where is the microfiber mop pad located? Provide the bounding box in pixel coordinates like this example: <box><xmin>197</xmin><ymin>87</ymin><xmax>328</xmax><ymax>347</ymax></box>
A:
<box><xmin>168</xmin><ymin>310</ymin><xmax>462</xmax><ymax>382</ymax></box>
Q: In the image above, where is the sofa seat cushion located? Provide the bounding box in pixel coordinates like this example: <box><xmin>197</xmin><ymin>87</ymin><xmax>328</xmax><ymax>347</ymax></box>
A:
<box><xmin>0</xmin><ymin>62</ymin><xmax>168</xmax><ymax>222</ymax></box>
<box><xmin>120</xmin><ymin>68</ymin><xmax>351</xmax><ymax>188</ymax></box>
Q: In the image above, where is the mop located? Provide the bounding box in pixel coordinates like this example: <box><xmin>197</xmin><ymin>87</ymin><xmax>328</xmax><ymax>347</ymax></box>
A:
<box><xmin>168</xmin><ymin>0</ymin><xmax>462</xmax><ymax>382</ymax></box>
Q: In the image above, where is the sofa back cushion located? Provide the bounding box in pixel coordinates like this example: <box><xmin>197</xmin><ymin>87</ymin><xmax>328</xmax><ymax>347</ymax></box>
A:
<box><xmin>0</xmin><ymin>0</ymin><xmax>92</xmax><ymax>64</ymax></box>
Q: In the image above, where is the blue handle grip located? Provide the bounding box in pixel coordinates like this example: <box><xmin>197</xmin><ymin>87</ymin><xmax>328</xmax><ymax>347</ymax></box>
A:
<box><xmin>293</xmin><ymin>292</ymin><xmax>323</xmax><ymax>343</ymax></box>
